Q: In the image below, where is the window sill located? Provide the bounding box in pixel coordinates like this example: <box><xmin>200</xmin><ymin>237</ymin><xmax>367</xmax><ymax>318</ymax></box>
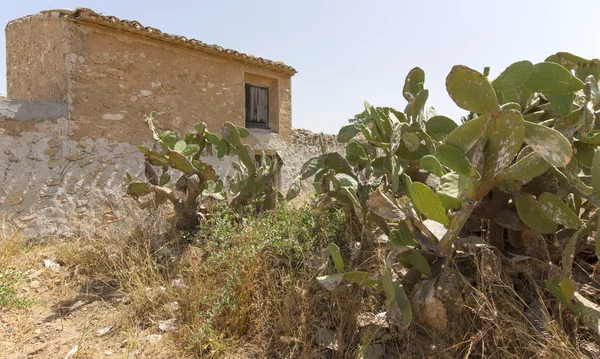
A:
<box><xmin>247</xmin><ymin>127</ymin><xmax>278</xmax><ymax>135</ymax></box>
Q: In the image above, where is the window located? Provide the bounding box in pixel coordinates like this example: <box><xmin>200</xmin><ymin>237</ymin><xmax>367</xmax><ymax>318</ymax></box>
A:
<box><xmin>245</xmin><ymin>84</ymin><xmax>269</xmax><ymax>128</ymax></box>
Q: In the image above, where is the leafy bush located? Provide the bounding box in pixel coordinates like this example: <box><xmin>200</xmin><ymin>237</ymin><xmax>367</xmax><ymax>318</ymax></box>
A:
<box><xmin>301</xmin><ymin>52</ymin><xmax>600</xmax><ymax>335</ymax></box>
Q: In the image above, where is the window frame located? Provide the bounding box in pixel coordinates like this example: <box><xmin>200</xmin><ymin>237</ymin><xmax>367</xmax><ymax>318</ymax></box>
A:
<box><xmin>245</xmin><ymin>83</ymin><xmax>270</xmax><ymax>129</ymax></box>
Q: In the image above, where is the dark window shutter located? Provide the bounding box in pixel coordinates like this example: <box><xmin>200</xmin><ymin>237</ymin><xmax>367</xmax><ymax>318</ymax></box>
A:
<box><xmin>245</xmin><ymin>85</ymin><xmax>269</xmax><ymax>128</ymax></box>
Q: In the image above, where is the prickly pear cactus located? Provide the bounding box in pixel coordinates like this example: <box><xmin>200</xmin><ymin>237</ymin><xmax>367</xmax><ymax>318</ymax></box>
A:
<box><xmin>309</xmin><ymin>52</ymin><xmax>600</xmax><ymax>336</ymax></box>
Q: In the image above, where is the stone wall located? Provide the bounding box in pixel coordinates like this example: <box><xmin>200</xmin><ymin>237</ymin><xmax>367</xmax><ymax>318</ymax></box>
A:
<box><xmin>0</xmin><ymin>9</ymin><xmax>344</xmax><ymax>238</ymax></box>
<box><xmin>0</xmin><ymin>117</ymin><xmax>344</xmax><ymax>237</ymax></box>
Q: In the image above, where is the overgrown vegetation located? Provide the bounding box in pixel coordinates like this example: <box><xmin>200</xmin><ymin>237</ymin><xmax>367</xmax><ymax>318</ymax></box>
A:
<box><xmin>8</xmin><ymin>51</ymin><xmax>600</xmax><ymax>358</ymax></box>
<box><xmin>0</xmin><ymin>222</ymin><xmax>33</xmax><ymax>309</ymax></box>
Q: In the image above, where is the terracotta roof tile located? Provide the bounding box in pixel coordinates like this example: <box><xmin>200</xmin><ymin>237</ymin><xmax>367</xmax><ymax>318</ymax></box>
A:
<box><xmin>33</xmin><ymin>8</ymin><xmax>297</xmax><ymax>75</ymax></box>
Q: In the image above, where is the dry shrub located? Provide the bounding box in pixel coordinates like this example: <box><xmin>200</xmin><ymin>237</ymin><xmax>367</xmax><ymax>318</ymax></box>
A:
<box><xmin>50</xmin><ymin>205</ymin><xmax>597</xmax><ymax>358</ymax></box>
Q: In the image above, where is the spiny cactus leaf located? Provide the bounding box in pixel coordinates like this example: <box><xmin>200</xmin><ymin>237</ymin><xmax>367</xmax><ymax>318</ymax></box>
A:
<box><xmin>346</xmin><ymin>142</ymin><xmax>369</xmax><ymax>167</ymax></box>
<box><xmin>403</xmin><ymin>132</ymin><xmax>421</xmax><ymax>152</ymax></box>
<box><xmin>500</xmin><ymin>102</ymin><xmax>521</xmax><ymax>112</ymax></box>
<box><xmin>496</xmin><ymin>152</ymin><xmax>551</xmax><ymax>182</ymax></box>
<box><xmin>547</xmin><ymin>279</ymin><xmax>580</xmax><ymax>313</ymax></box>
<box><xmin>438</xmin><ymin>193</ymin><xmax>462</xmax><ymax>211</ymax></box>
<box><xmin>546</xmin><ymin>93</ymin><xmax>575</xmax><ymax>116</ymax></box>
<box><xmin>127</xmin><ymin>182</ymin><xmax>151</xmax><ymax>197</ymax></box>
<box><xmin>159</xmin><ymin>131</ymin><xmax>180</xmax><ymax>149</ymax></box>
<box><xmin>538</xmin><ymin>192</ymin><xmax>583</xmax><ymax>228</ymax></box>
<box><xmin>323</xmin><ymin>153</ymin><xmax>355</xmax><ymax>177</ymax></box>
<box><xmin>221</xmin><ymin>123</ymin><xmax>242</xmax><ymax>147</ymax></box>
<box><xmin>555</xmin><ymin>52</ymin><xmax>600</xmax><ymax>81</ymax></box>
<box><xmin>445</xmin><ymin>65</ymin><xmax>500</xmax><ymax>114</ymax></box>
<box><xmin>343</xmin><ymin>271</ymin><xmax>380</xmax><ymax>288</ymax></box>
<box><xmin>216</xmin><ymin>139</ymin><xmax>229</xmax><ymax>158</ymax></box>
<box><xmin>483</xmin><ymin>110</ymin><xmax>525</xmax><ymax>178</ymax></box>
<box><xmin>524</xmin><ymin>121</ymin><xmax>573</xmax><ymax>167</ymax></box>
<box><xmin>591</xmin><ymin>148</ymin><xmax>600</xmax><ymax>195</ymax></box>
<box><xmin>336</xmin><ymin>173</ymin><xmax>358</xmax><ymax>188</ymax></box>
<box><xmin>286</xmin><ymin>176</ymin><xmax>302</xmax><ymax>201</ymax></box>
<box><xmin>403</xmin><ymin>67</ymin><xmax>425</xmax><ymax>102</ymax></box>
<box><xmin>574</xmin><ymin>142</ymin><xmax>595</xmax><ymax>168</ymax></box>
<box><xmin>412</xmin><ymin>90</ymin><xmax>429</xmax><ymax>120</ymax></box>
<box><xmin>580</xmin><ymin>131</ymin><xmax>600</xmax><ymax>145</ymax></box>
<box><xmin>205</xmin><ymin>132</ymin><xmax>220</xmax><ymax>146</ymax></box>
<box><xmin>523</xmin><ymin>111</ymin><xmax>546</xmax><ymax>123</ymax></box>
<box><xmin>181</xmin><ymin>144</ymin><xmax>200</xmax><ymax>157</ymax></box>
<box><xmin>405</xmin><ymin>250</ymin><xmax>432</xmax><ymax>278</ymax></box>
<box><xmin>596</xmin><ymin>220</ymin><xmax>600</xmax><ymax>260</ymax></box>
<box><xmin>409</xmin><ymin>182</ymin><xmax>449</xmax><ymax>225</ymax></box>
<box><xmin>167</xmin><ymin>151</ymin><xmax>196</xmax><ymax>175</ymax></box>
<box><xmin>337</xmin><ymin>124</ymin><xmax>361</xmax><ymax>143</ymax></box>
<box><xmin>158</xmin><ymin>172</ymin><xmax>171</xmax><ymax>186</ymax></box>
<box><xmin>174</xmin><ymin>140</ymin><xmax>187</xmax><ymax>153</ymax></box>
<box><xmin>192</xmin><ymin>161</ymin><xmax>218</xmax><ymax>182</ymax></box>
<box><xmin>515</xmin><ymin>194</ymin><xmax>558</xmax><ymax>234</ymax></box>
<box><xmin>585</xmin><ymin>75</ymin><xmax>600</xmax><ymax>106</ymax></box>
<box><xmin>316</xmin><ymin>273</ymin><xmax>343</xmax><ymax>291</ymax></box>
<box><xmin>492</xmin><ymin>60</ymin><xmax>534</xmax><ymax>92</ymax></box>
<box><xmin>438</xmin><ymin>172</ymin><xmax>468</xmax><ymax>199</ymax></box>
<box><xmin>420</xmin><ymin>155</ymin><xmax>444</xmax><ymax>177</ymax></box>
<box><xmin>238</xmin><ymin>144</ymin><xmax>256</xmax><ymax>176</ymax></box>
<box><xmin>524</xmin><ymin>62</ymin><xmax>585</xmax><ymax>95</ymax></box>
<box><xmin>425</xmin><ymin>115</ymin><xmax>458</xmax><ymax>141</ymax></box>
<box><xmin>389</xmin><ymin>222</ymin><xmax>418</xmax><ymax>247</ymax></box>
<box><xmin>435</xmin><ymin>143</ymin><xmax>471</xmax><ymax>176</ymax></box>
<box><xmin>579</xmin><ymin>101</ymin><xmax>596</xmax><ymax>137</ymax></box>
<box><xmin>366</xmin><ymin>189</ymin><xmax>406</xmax><ymax>221</ymax></box>
<box><xmin>237</xmin><ymin>126</ymin><xmax>250</xmax><ymax>138</ymax></box>
<box><xmin>443</xmin><ymin>114</ymin><xmax>491</xmax><ymax>153</ymax></box>
<box><xmin>328</xmin><ymin>243</ymin><xmax>345</xmax><ymax>273</ymax></box>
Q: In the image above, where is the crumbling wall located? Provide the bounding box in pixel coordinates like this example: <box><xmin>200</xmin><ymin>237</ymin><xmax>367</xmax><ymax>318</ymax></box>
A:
<box><xmin>0</xmin><ymin>119</ymin><xmax>343</xmax><ymax>237</ymax></box>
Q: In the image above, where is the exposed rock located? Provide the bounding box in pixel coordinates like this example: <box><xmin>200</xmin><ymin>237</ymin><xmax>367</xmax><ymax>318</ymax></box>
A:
<box><xmin>43</xmin><ymin>258</ymin><xmax>60</xmax><ymax>273</ymax></box>
<box><xmin>360</xmin><ymin>344</ymin><xmax>385</xmax><ymax>359</ymax></box>
<box><xmin>96</xmin><ymin>325</ymin><xmax>113</xmax><ymax>337</ymax></box>
<box><xmin>158</xmin><ymin>318</ymin><xmax>179</xmax><ymax>332</ymax></box>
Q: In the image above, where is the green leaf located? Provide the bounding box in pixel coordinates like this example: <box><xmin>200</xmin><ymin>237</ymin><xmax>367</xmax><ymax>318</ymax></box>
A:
<box><xmin>439</xmin><ymin>172</ymin><xmax>469</xmax><ymax>199</ymax></box>
<box><xmin>286</xmin><ymin>176</ymin><xmax>302</xmax><ymax>201</ymax></box>
<box><xmin>435</xmin><ymin>143</ymin><xmax>471</xmax><ymax>176</ymax></box>
<box><xmin>328</xmin><ymin>243</ymin><xmax>345</xmax><ymax>273</ymax></box>
<box><xmin>159</xmin><ymin>131</ymin><xmax>180</xmax><ymax>149</ymax></box>
<box><xmin>217</xmin><ymin>139</ymin><xmax>228</xmax><ymax>158</ymax></box>
<box><xmin>546</xmin><ymin>93</ymin><xmax>574</xmax><ymax>116</ymax></box>
<box><xmin>538</xmin><ymin>192</ymin><xmax>583</xmax><ymax>228</ymax></box>
<box><xmin>389</xmin><ymin>221</ymin><xmax>418</xmax><ymax>247</ymax></box>
<box><xmin>125</xmin><ymin>171</ymin><xmax>133</xmax><ymax>181</ymax></box>
<box><xmin>592</xmin><ymin>148</ymin><xmax>600</xmax><ymax>194</ymax></box>
<box><xmin>443</xmin><ymin>114</ymin><xmax>491</xmax><ymax>153</ymax></box>
<box><xmin>425</xmin><ymin>115</ymin><xmax>458</xmax><ymax>141</ymax></box>
<box><xmin>515</xmin><ymin>194</ymin><xmax>558</xmax><ymax>234</ymax></box>
<box><xmin>445</xmin><ymin>65</ymin><xmax>500</xmax><ymax>114</ymax></box>
<box><xmin>126</xmin><ymin>182</ymin><xmax>151</xmax><ymax>197</ymax></box>
<box><xmin>345</xmin><ymin>142</ymin><xmax>368</xmax><ymax>167</ymax></box>
<box><xmin>524</xmin><ymin>62</ymin><xmax>585</xmax><ymax>95</ymax></box>
<box><xmin>205</xmin><ymin>132</ymin><xmax>220</xmax><ymax>146</ymax></box>
<box><xmin>237</xmin><ymin>126</ymin><xmax>250</xmax><ymax>138</ymax></box>
<box><xmin>420</xmin><ymin>155</ymin><xmax>444</xmax><ymax>177</ymax></box>
<box><xmin>403</xmin><ymin>67</ymin><xmax>425</xmax><ymax>101</ymax></box>
<box><xmin>343</xmin><ymin>271</ymin><xmax>380</xmax><ymax>288</ymax></box>
<box><xmin>411</xmin><ymin>90</ymin><xmax>429</xmax><ymax>120</ymax></box>
<box><xmin>405</xmin><ymin>250</ymin><xmax>432</xmax><ymax>278</ymax></box>
<box><xmin>574</xmin><ymin>142</ymin><xmax>595</xmax><ymax>168</ymax></box>
<box><xmin>483</xmin><ymin>109</ymin><xmax>525</xmax><ymax>178</ymax></box>
<box><xmin>158</xmin><ymin>172</ymin><xmax>171</xmax><ymax>186</ymax></box>
<box><xmin>547</xmin><ymin>279</ymin><xmax>580</xmax><ymax>313</ymax></box>
<box><xmin>403</xmin><ymin>132</ymin><xmax>421</xmax><ymax>152</ymax></box>
<box><xmin>438</xmin><ymin>193</ymin><xmax>462</xmax><ymax>211</ymax></box>
<box><xmin>167</xmin><ymin>151</ymin><xmax>196</xmax><ymax>174</ymax></box>
<box><xmin>492</xmin><ymin>60</ymin><xmax>534</xmax><ymax>92</ymax></box>
<box><xmin>337</xmin><ymin>124</ymin><xmax>360</xmax><ymax>143</ymax></box>
<box><xmin>174</xmin><ymin>140</ymin><xmax>187</xmax><ymax>153</ymax></box>
<box><xmin>221</xmin><ymin>122</ymin><xmax>242</xmax><ymax>147</ymax></box>
<box><xmin>524</xmin><ymin>121</ymin><xmax>573</xmax><ymax>167</ymax></box>
<box><xmin>409</xmin><ymin>182</ymin><xmax>450</xmax><ymax>225</ymax></box>
<box><xmin>496</xmin><ymin>152</ymin><xmax>551</xmax><ymax>182</ymax></box>
<box><xmin>181</xmin><ymin>144</ymin><xmax>200</xmax><ymax>157</ymax></box>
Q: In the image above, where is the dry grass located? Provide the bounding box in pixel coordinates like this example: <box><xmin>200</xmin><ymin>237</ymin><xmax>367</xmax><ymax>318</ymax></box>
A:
<box><xmin>3</xmin><ymin>205</ymin><xmax>598</xmax><ymax>358</ymax></box>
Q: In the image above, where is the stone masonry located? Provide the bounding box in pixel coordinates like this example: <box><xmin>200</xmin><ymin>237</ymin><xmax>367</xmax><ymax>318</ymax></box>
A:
<box><xmin>0</xmin><ymin>9</ymin><xmax>343</xmax><ymax>237</ymax></box>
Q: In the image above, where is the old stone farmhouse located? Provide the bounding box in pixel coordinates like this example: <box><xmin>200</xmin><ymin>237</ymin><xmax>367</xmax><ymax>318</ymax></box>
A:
<box><xmin>0</xmin><ymin>9</ymin><xmax>340</xmax><ymax>237</ymax></box>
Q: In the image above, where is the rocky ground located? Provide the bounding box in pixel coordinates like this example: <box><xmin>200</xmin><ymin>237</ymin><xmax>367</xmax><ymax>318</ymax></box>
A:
<box><xmin>0</xmin><ymin>246</ymin><xmax>185</xmax><ymax>359</ymax></box>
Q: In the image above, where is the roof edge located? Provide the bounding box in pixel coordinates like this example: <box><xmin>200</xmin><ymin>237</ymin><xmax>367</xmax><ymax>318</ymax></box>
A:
<box><xmin>14</xmin><ymin>8</ymin><xmax>297</xmax><ymax>76</ymax></box>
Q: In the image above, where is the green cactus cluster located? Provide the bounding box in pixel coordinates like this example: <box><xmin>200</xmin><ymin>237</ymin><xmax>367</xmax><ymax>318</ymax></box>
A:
<box><xmin>218</xmin><ymin>123</ymin><xmax>284</xmax><ymax>211</ymax></box>
<box><xmin>305</xmin><ymin>52</ymin><xmax>600</xmax><ymax>334</ymax></box>
<box><xmin>125</xmin><ymin>112</ymin><xmax>282</xmax><ymax>229</ymax></box>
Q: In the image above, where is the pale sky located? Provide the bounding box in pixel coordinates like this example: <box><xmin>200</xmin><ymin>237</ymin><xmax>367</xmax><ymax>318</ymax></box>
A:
<box><xmin>2</xmin><ymin>0</ymin><xmax>600</xmax><ymax>134</ymax></box>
